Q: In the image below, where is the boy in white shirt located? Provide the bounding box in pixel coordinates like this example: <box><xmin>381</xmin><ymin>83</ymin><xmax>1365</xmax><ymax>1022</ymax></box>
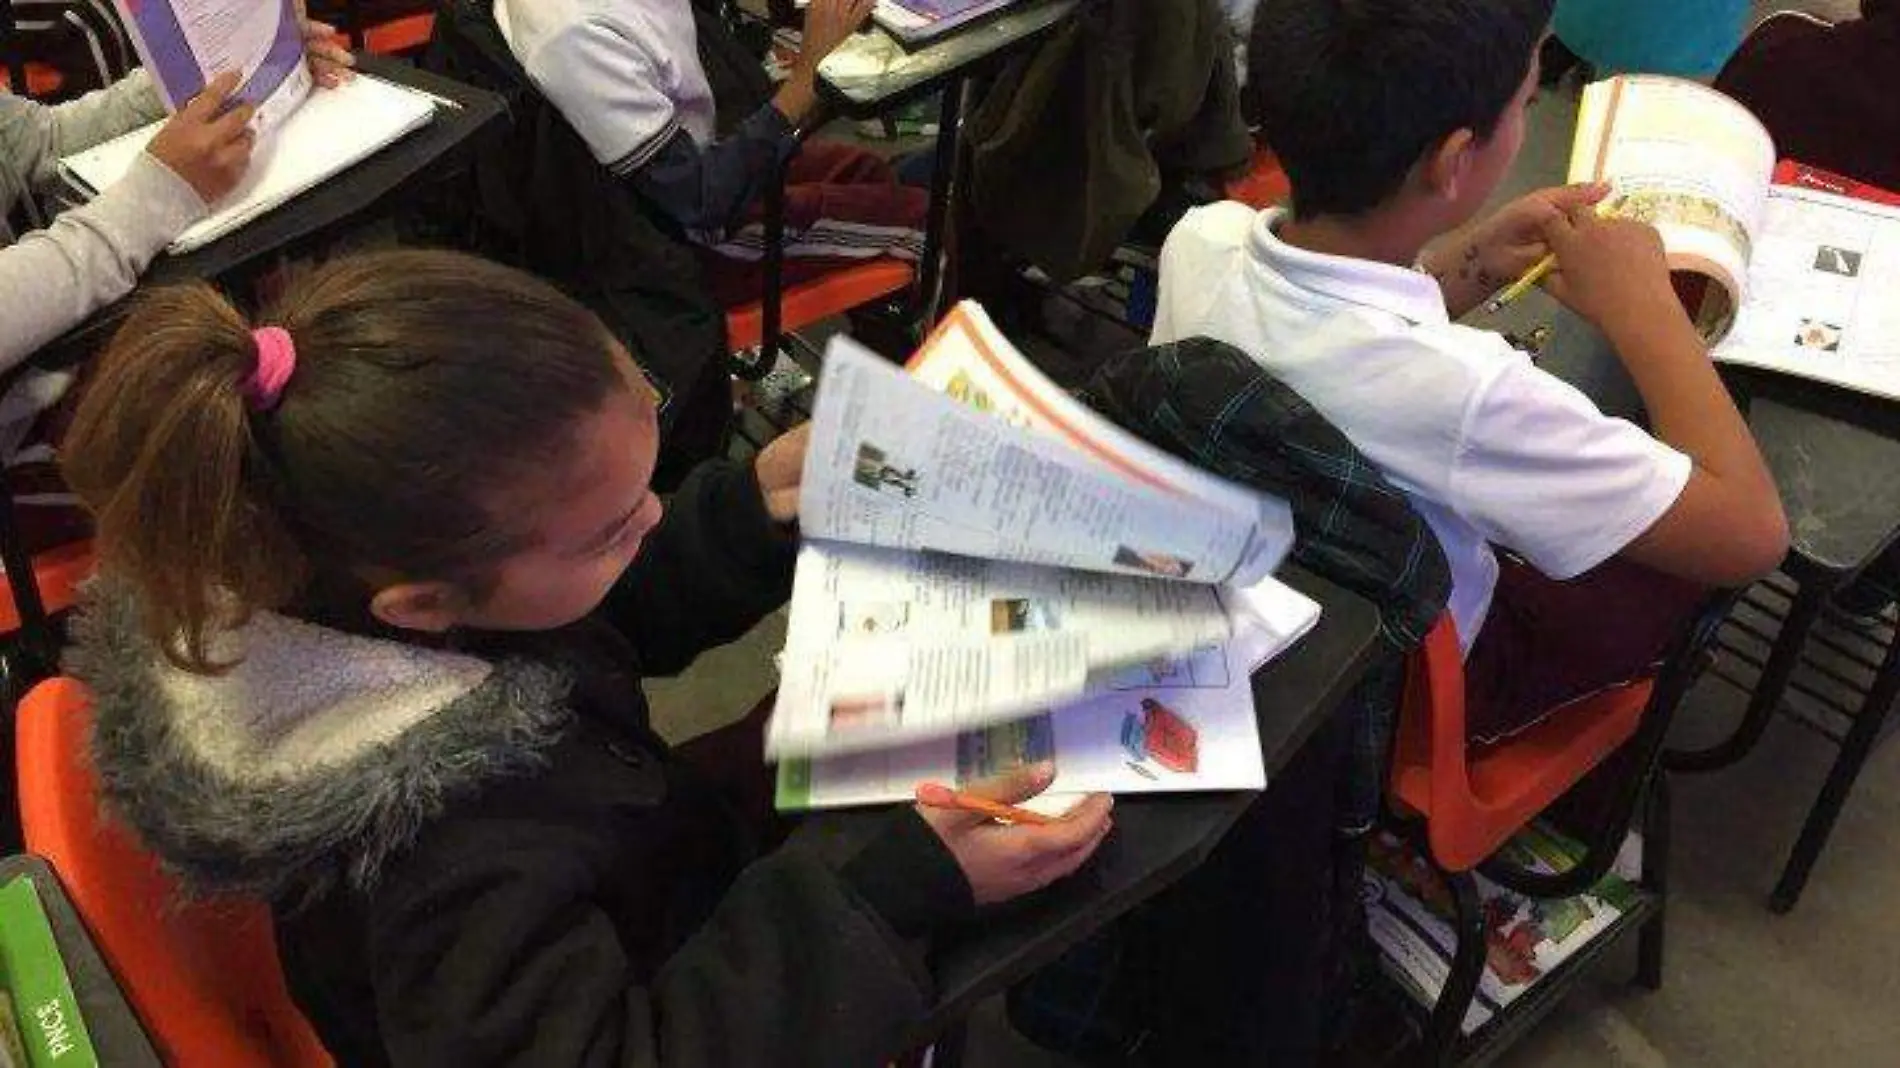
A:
<box><xmin>494</xmin><ymin>0</ymin><xmax>925</xmax><ymax>307</ymax></box>
<box><xmin>1155</xmin><ymin>0</ymin><xmax>1788</xmax><ymax>741</ymax></box>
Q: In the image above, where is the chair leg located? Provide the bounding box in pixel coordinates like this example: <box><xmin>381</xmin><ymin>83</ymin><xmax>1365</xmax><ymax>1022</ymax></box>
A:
<box><xmin>1667</xmin><ymin>580</ymin><xmax>1828</xmax><ymax>773</ymax></box>
<box><xmin>1637</xmin><ymin>771</ymin><xmax>1672</xmax><ymax>990</ymax></box>
<box><xmin>1424</xmin><ymin>869</ymin><xmax>1484</xmax><ymax>1067</ymax></box>
<box><xmin>927</xmin><ymin>1020</ymin><xmax>968</xmax><ymax>1068</ymax></box>
<box><xmin>1769</xmin><ymin>628</ymin><xmax>1900</xmax><ymax>913</ymax></box>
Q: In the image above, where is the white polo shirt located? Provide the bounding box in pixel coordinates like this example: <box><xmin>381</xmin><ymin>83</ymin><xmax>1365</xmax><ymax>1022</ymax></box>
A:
<box><xmin>495</xmin><ymin>0</ymin><xmax>718</xmax><ymax>176</ymax></box>
<box><xmin>1153</xmin><ymin>203</ymin><xmax>1692</xmax><ymax>651</ymax></box>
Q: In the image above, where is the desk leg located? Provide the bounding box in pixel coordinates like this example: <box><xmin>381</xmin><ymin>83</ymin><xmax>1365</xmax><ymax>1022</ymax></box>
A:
<box><xmin>0</xmin><ymin>466</ymin><xmax>53</xmax><ymax>677</ymax></box>
<box><xmin>1770</xmin><ymin>627</ymin><xmax>1900</xmax><ymax>913</ymax></box>
<box><xmin>913</xmin><ymin>76</ymin><xmax>968</xmax><ymax>329</ymax></box>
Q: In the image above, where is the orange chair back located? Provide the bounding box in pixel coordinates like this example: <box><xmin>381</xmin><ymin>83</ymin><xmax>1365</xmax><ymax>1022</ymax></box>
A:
<box><xmin>1224</xmin><ymin>146</ymin><xmax>1293</xmax><ymax>210</ymax></box>
<box><xmin>0</xmin><ymin>540</ymin><xmax>95</xmax><ymax>634</ymax></box>
<box><xmin>724</xmin><ymin>260</ymin><xmax>916</xmax><ymax>353</ymax></box>
<box><xmin>16</xmin><ymin>678</ymin><xmax>333</xmax><ymax>1068</ymax></box>
<box><xmin>1388</xmin><ymin>615</ymin><xmax>1654</xmax><ymax>872</ymax></box>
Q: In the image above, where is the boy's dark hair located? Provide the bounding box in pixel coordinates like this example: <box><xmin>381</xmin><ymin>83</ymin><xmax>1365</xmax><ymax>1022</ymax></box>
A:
<box><xmin>1246</xmin><ymin>0</ymin><xmax>1555</xmax><ymax>218</ymax></box>
<box><xmin>65</xmin><ymin>249</ymin><xmax>635</xmax><ymax>673</ymax></box>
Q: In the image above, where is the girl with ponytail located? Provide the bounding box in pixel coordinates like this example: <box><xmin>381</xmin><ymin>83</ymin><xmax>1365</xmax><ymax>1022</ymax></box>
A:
<box><xmin>61</xmin><ymin>248</ymin><xmax>1111</xmax><ymax>1067</ymax></box>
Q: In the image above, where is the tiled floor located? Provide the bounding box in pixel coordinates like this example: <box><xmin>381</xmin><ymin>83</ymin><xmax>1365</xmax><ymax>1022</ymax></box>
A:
<box><xmin>651</xmin><ymin>2</ymin><xmax>1900</xmax><ymax>1063</ymax></box>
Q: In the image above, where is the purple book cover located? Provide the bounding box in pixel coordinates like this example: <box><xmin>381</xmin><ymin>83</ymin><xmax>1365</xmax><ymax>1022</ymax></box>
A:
<box><xmin>116</xmin><ymin>0</ymin><xmax>310</xmax><ymax>127</ymax></box>
<box><xmin>892</xmin><ymin>0</ymin><xmax>1005</xmax><ymax>17</ymax></box>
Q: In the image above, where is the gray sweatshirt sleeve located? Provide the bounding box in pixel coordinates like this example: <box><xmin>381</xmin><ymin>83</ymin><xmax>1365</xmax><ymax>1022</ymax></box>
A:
<box><xmin>3</xmin><ymin>69</ymin><xmax>169</xmax><ymax>189</ymax></box>
<box><xmin>0</xmin><ymin>152</ymin><xmax>206</xmax><ymax>369</ymax></box>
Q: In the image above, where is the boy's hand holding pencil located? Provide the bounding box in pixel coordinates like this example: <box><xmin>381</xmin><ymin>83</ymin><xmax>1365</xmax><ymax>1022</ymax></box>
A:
<box><xmin>915</xmin><ymin>765</ymin><xmax>1114</xmax><ymax>906</ymax></box>
<box><xmin>1423</xmin><ymin>182</ymin><xmax>1615</xmax><ymax>317</ymax></box>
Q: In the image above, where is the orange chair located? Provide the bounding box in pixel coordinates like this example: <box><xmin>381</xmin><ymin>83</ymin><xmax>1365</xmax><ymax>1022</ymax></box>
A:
<box><xmin>0</xmin><ymin>62</ymin><xmax>66</xmax><ymax>97</ymax></box>
<box><xmin>0</xmin><ymin>540</ymin><xmax>92</xmax><ymax>636</ymax></box>
<box><xmin>1384</xmin><ymin>593</ymin><xmax>1734</xmax><ymax>1065</ymax></box>
<box><xmin>1223</xmin><ymin>145</ymin><xmax>1293</xmax><ymax>210</ymax></box>
<box><xmin>17</xmin><ymin>679</ymin><xmax>333</xmax><ymax>1068</ymax></box>
<box><xmin>725</xmin><ymin>260</ymin><xmax>916</xmax><ymax>355</ymax></box>
<box><xmin>313</xmin><ymin>1</ymin><xmax>435</xmax><ymax>56</ymax></box>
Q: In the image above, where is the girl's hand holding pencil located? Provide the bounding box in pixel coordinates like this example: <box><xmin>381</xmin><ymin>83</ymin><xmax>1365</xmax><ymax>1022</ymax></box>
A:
<box><xmin>915</xmin><ymin>765</ymin><xmax>1114</xmax><ymax>906</ymax></box>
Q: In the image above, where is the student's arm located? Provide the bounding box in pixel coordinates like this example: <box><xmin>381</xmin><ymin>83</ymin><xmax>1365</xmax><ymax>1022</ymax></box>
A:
<box><xmin>0</xmin><ymin>71</ymin><xmax>167</xmax><ymax>190</ymax></box>
<box><xmin>0</xmin><ymin>156</ymin><xmax>201</xmax><ymax>367</ymax></box>
<box><xmin>1539</xmin><ymin>209</ymin><xmax>1789</xmax><ymax>585</ymax></box>
<box><xmin>1419</xmin><ymin>184</ymin><xmax>1611</xmax><ymax>319</ymax></box>
<box><xmin>630</xmin><ymin>0</ymin><xmax>875</xmax><ymax>233</ymax></box>
<box><xmin>523</xmin><ymin>0</ymin><xmax>869</xmax><ymax>234</ymax></box>
<box><xmin>363</xmin><ymin>810</ymin><xmax>974</xmax><ymax>1067</ymax></box>
<box><xmin>0</xmin><ymin>75</ymin><xmax>251</xmax><ymax>370</ymax></box>
<box><xmin>627</xmin><ymin>111</ymin><xmax>798</xmax><ymax>234</ymax></box>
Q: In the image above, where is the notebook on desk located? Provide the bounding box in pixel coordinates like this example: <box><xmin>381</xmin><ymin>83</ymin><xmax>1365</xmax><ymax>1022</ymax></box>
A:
<box><xmin>57</xmin><ymin>73</ymin><xmax>437</xmax><ymax>255</ymax></box>
<box><xmin>872</xmin><ymin>0</ymin><xmax>1022</xmax><ymax>47</ymax></box>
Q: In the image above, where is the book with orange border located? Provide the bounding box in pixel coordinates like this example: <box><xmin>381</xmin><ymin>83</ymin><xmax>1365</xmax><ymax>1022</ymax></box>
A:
<box><xmin>766</xmin><ymin>302</ymin><xmax>1310</xmax><ymax>763</ymax></box>
<box><xmin>1569</xmin><ymin>78</ymin><xmax>1900</xmax><ymax>398</ymax></box>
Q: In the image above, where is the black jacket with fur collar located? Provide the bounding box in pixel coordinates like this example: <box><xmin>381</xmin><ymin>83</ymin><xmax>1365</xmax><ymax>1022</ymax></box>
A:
<box><xmin>70</xmin><ymin>460</ymin><xmax>975</xmax><ymax>1068</ymax></box>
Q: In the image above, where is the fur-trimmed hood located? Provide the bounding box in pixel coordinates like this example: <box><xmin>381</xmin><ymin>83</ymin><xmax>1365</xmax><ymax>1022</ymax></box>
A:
<box><xmin>66</xmin><ymin>579</ymin><xmax>577</xmax><ymax>903</ymax></box>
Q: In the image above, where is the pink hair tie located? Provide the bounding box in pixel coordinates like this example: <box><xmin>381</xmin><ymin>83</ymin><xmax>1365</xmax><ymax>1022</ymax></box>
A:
<box><xmin>246</xmin><ymin>326</ymin><xmax>298</xmax><ymax>411</ymax></box>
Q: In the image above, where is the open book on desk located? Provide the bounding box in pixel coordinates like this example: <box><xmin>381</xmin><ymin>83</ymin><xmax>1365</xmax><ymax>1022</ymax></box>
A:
<box><xmin>769</xmin><ymin>303</ymin><xmax>1316</xmax><ymax>786</ymax></box>
<box><xmin>1569</xmin><ymin>76</ymin><xmax>1900</xmax><ymax>399</ymax></box>
<box><xmin>58</xmin><ymin>0</ymin><xmax>438</xmax><ymax>254</ymax></box>
<box><xmin>1714</xmin><ymin>163</ymin><xmax>1900</xmax><ymax>401</ymax></box>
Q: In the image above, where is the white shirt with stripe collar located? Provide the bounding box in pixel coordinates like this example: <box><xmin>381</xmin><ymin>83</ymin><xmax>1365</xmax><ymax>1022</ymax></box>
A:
<box><xmin>1153</xmin><ymin>202</ymin><xmax>1691</xmax><ymax>652</ymax></box>
<box><xmin>495</xmin><ymin>0</ymin><xmax>718</xmax><ymax>176</ymax></box>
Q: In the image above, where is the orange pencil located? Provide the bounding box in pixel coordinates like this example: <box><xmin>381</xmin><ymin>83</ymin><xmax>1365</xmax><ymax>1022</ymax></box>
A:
<box><xmin>923</xmin><ymin>790</ymin><xmax>1056</xmax><ymax>826</ymax></box>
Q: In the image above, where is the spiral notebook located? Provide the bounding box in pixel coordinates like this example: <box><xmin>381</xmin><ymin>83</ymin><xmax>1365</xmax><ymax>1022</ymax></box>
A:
<box><xmin>57</xmin><ymin>73</ymin><xmax>437</xmax><ymax>255</ymax></box>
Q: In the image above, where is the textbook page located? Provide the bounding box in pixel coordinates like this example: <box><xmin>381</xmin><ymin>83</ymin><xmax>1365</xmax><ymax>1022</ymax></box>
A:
<box><xmin>1716</xmin><ymin>181</ymin><xmax>1900</xmax><ymax>400</ymax></box>
<box><xmin>776</xmin><ymin>576</ymin><xmax>1322</xmax><ymax>810</ymax></box>
<box><xmin>114</xmin><ymin>0</ymin><xmax>312</xmax><ymax>133</ymax></box>
<box><xmin>766</xmin><ymin>541</ymin><xmax>1239</xmax><ymax>758</ymax></box>
<box><xmin>1568</xmin><ymin>76</ymin><xmax>1776</xmax><ymax>343</ymax></box>
<box><xmin>909</xmin><ymin>303</ymin><xmax>1295</xmax><ymax>582</ymax></box>
<box><xmin>800</xmin><ymin>326</ymin><xmax>1293</xmax><ymax>588</ymax></box>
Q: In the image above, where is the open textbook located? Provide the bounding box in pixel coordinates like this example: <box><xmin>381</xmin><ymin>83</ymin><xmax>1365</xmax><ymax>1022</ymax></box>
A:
<box><xmin>1569</xmin><ymin>77</ymin><xmax>1900</xmax><ymax>398</ymax></box>
<box><xmin>58</xmin><ymin>0</ymin><xmax>438</xmax><ymax>254</ymax></box>
<box><xmin>1714</xmin><ymin>163</ymin><xmax>1900</xmax><ymax>400</ymax></box>
<box><xmin>778</xmin><ymin>576</ymin><xmax>1320</xmax><ymax>812</ymax></box>
<box><xmin>767</xmin><ymin>303</ymin><xmax>1311</xmax><ymax>763</ymax></box>
<box><xmin>1568</xmin><ymin>75</ymin><xmax>1778</xmax><ymax>343</ymax></box>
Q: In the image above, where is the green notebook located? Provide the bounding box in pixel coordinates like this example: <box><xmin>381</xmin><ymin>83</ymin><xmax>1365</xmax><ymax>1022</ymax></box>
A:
<box><xmin>0</xmin><ymin>876</ymin><xmax>97</xmax><ymax>1068</ymax></box>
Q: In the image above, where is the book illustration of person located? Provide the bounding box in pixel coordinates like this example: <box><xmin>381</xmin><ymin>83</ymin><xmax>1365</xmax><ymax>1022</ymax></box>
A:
<box><xmin>1112</xmin><ymin>545</ymin><xmax>1195</xmax><ymax>578</ymax></box>
<box><xmin>1813</xmin><ymin>245</ymin><xmax>1863</xmax><ymax>278</ymax></box>
<box><xmin>852</xmin><ymin>442</ymin><xmax>919</xmax><ymax>498</ymax></box>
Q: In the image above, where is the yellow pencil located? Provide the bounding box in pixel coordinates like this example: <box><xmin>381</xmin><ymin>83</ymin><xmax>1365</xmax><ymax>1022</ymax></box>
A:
<box><xmin>1481</xmin><ymin>253</ymin><xmax>1557</xmax><ymax>314</ymax></box>
<box><xmin>1481</xmin><ymin>193</ymin><xmax>1626</xmax><ymax>315</ymax></box>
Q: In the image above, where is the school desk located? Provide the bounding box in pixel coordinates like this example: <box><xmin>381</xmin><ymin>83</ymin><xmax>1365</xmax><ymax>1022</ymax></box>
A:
<box><xmin>793</xmin><ymin>564</ymin><xmax>1384</xmax><ymax>1063</ymax></box>
<box><xmin>816</xmin><ymin>0</ymin><xmax>1083</xmax><ymax>326</ymax></box>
